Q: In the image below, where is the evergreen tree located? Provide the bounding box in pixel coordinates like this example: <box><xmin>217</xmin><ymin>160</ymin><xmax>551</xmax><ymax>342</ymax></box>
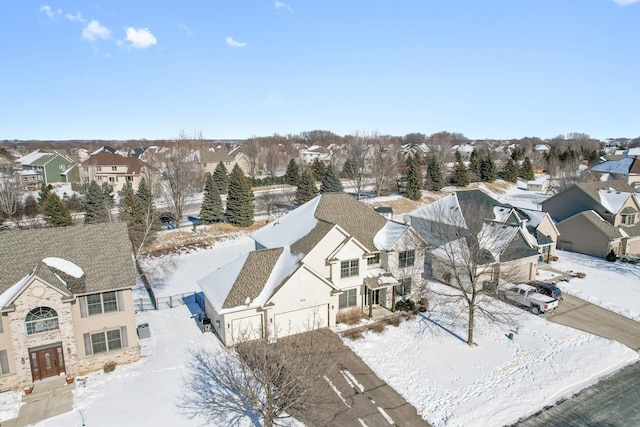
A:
<box><xmin>450</xmin><ymin>152</ymin><xmax>470</xmax><ymax>187</ymax></box>
<box><xmin>479</xmin><ymin>155</ymin><xmax>497</xmax><ymax>182</ymax></box>
<box><xmin>519</xmin><ymin>156</ymin><xmax>535</xmax><ymax>181</ymax></box>
<box><xmin>43</xmin><ymin>193</ymin><xmax>73</xmax><ymax>227</ymax></box>
<box><xmin>404</xmin><ymin>156</ymin><xmax>422</xmax><ymax>201</ymax></box>
<box><xmin>284</xmin><ymin>159</ymin><xmax>300</xmax><ymax>186</ymax></box>
<box><xmin>23</xmin><ymin>194</ymin><xmax>39</xmax><ymax>218</ymax></box>
<box><xmin>341</xmin><ymin>158</ymin><xmax>355</xmax><ymax>179</ymax></box>
<box><xmin>468</xmin><ymin>149</ymin><xmax>482</xmax><ymax>179</ymax></box>
<box><xmin>84</xmin><ymin>181</ymin><xmax>105</xmax><ymax>224</ymax></box>
<box><xmin>503</xmin><ymin>158</ymin><xmax>518</xmax><ymax>183</ymax></box>
<box><xmin>136</xmin><ymin>176</ymin><xmax>152</xmax><ymax>207</ymax></box>
<box><xmin>200</xmin><ymin>174</ymin><xmax>224</xmax><ymax>224</ymax></box>
<box><xmin>320</xmin><ymin>164</ymin><xmax>344</xmax><ymax>193</ymax></box>
<box><xmin>135</xmin><ymin>176</ymin><xmax>162</xmax><ymax>232</ymax></box>
<box><xmin>425</xmin><ymin>155</ymin><xmax>444</xmax><ymax>191</ymax></box>
<box><xmin>296</xmin><ymin>170</ymin><xmax>318</xmax><ymax>205</ymax></box>
<box><xmin>226</xmin><ymin>164</ymin><xmax>254</xmax><ymax>227</ymax></box>
<box><xmin>311</xmin><ymin>158</ymin><xmax>326</xmax><ymax>182</ymax></box>
<box><xmin>37</xmin><ymin>183</ymin><xmax>51</xmax><ymax>206</ymax></box>
<box><xmin>213</xmin><ymin>162</ymin><xmax>229</xmax><ymax>194</ymax></box>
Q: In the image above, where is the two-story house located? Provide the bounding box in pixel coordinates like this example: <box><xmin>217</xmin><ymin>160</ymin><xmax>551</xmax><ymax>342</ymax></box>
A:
<box><xmin>542</xmin><ymin>180</ymin><xmax>640</xmax><ymax>258</ymax></box>
<box><xmin>0</xmin><ymin>223</ymin><xmax>140</xmax><ymax>390</ymax></box>
<box><xmin>81</xmin><ymin>151</ymin><xmax>153</xmax><ymax>193</ymax></box>
<box><xmin>198</xmin><ymin>193</ymin><xmax>424</xmax><ymax>346</ymax></box>
<box><xmin>15</xmin><ymin>151</ymin><xmax>75</xmax><ymax>190</ymax></box>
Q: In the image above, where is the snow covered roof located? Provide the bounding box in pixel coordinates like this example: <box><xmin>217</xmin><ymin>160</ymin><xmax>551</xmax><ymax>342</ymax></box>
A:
<box><xmin>409</xmin><ymin>193</ymin><xmax>466</xmax><ymax>228</ymax></box>
<box><xmin>16</xmin><ymin>150</ymin><xmax>50</xmax><ymax>165</ymax></box>
<box><xmin>42</xmin><ymin>257</ymin><xmax>84</xmax><ymax>278</ymax></box>
<box><xmin>373</xmin><ymin>221</ymin><xmax>409</xmax><ymax>251</ymax></box>
<box><xmin>591</xmin><ymin>158</ymin><xmax>633</xmax><ymax>175</ymax></box>
<box><xmin>598</xmin><ymin>189</ymin><xmax>632</xmax><ymax>214</ymax></box>
<box><xmin>251</xmin><ymin>196</ymin><xmax>321</xmax><ymax>249</ymax></box>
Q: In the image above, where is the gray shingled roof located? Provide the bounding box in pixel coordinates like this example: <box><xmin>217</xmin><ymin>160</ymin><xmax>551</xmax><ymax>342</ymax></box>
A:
<box><xmin>314</xmin><ymin>193</ymin><xmax>386</xmax><ymax>252</ymax></box>
<box><xmin>290</xmin><ymin>221</ymin><xmax>334</xmax><ymax>256</ymax></box>
<box><xmin>223</xmin><ymin>248</ymin><xmax>283</xmax><ymax>309</ymax></box>
<box><xmin>0</xmin><ymin>223</ymin><xmax>136</xmax><ymax>296</ymax></box>
<box><xmin>576</xmin><ymin>180</ymin><xmax>636</xmax><ymax>203</ymax></box>
<box><xmin>559</xmin><ymin>210</ymin><xmax>621</xmax><ymax>239</ymax></box>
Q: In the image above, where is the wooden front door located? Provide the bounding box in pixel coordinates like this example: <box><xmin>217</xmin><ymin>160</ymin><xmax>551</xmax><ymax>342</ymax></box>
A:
<box><xmin>29</xmin><ymin>344</ymin><xmax>65</xmax><ymax>381</ymax></box>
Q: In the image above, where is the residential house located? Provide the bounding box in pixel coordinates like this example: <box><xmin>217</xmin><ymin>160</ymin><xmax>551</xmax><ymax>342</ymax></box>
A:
<box><xmin>590</xmin><ymin>158</ymin><xmax>640</xmax><ymax>188</ymax></box>
<box><xmin>0</xmin><ymin>223</ymin><xmax>140</xmax><ymax>390</ymax></box>
<box><xmin>15</xmin><ymin>151</ymin><xmax>75</xmax><ymax>189</ymax></box>
<box><xmin>198</xmin><ymin>193</ymin><xmax>424</xmax><ymax>346</ymax></box>
<box><xmin>81</xmin><ymin>151</ymin><xmax>153</xmax><ymax>193</ymax></box>
<box><xmin>300</xmin><ymin>145</ymin><xmax>331</xmax><ymax>165</ymax></box>
<box><xmin>189</xmin><ymin>147</ymin><xmax>238</xmax><ymax>176</ymax></box>
<box><xmin>542</xmin><ymin>180</ymin><xmax>640</xmax><ymax>258</ymax></box>
<box><xmin>408</xmin><ymin>190</ymin><xmax>547</xmax><ymax>289</ymax></box>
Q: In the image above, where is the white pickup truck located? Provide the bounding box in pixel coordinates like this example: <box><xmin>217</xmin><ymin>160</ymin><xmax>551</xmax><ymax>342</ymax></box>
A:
<box><xmin>498</xmin><ymin>283</ymin><xmax>559</xmax><ymax>314</ymax></box>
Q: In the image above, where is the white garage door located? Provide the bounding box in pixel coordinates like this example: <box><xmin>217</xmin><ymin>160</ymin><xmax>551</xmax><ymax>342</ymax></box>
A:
<box><xmin>231</xmin><ymin>314</ymin><xmax>263</xmax><ymax>342</ymax></box>
<box><xmin>274</xmin><ymin>304</ymin><xmax>329</xmax><ymax>338</ymax></box>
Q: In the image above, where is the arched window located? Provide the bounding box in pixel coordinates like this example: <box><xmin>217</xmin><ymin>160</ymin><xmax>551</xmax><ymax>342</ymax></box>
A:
<box><xmin>25</xmin><ymin>307</ymin><xmax>59</xmax><ymax>335</ymax></box>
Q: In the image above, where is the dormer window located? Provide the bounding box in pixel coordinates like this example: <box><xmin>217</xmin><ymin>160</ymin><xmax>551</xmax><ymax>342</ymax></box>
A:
<box><xmin>622</xmin><ymin>214</ymin><xmax>636</xmax><ymax>226</ymax></box>
<box><xmin>367</xmin><ymin>253</ymin><xmax>380</xmax><ymax>266</ymax></box>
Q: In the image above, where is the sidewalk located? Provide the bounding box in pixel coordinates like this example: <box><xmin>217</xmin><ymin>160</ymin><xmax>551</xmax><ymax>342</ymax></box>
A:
<box><xmin>2</xmin><ymin>377</ymin><xmax>74</xmax><ymax>427</ymax></box>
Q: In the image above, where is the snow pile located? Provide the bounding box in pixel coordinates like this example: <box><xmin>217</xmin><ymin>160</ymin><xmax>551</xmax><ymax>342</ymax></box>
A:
<box><xmin>344</xmin><ymin>282</ymin><xmax>639</xmax><ymax>427</ymax></box>
<box><xmin>42</xmin><ymin>257</ymin><xmax>84</xmax><ymax>278</ymax></box>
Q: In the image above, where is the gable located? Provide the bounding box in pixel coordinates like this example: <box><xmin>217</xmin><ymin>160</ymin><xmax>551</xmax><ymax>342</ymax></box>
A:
<box><xmin>267</xmin><ymin>264</ymin><xmax>336</xmax><ymax>308</ymax></box>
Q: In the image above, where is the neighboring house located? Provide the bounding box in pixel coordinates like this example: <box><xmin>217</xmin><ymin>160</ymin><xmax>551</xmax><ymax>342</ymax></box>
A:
<box><xmin>189</xmin><ymin>147</ymin><xmax>237</xmax><ymax>176</ymax></box>
<box><xmin>0</xmin><ymin>223</ymin><xmax>140</xmax><ymax>390</ymax></box>
<box><xmin>15</xmin><ymin>151</ymin><xmax>75</xmax><ymax>189</ymax></box>
<box><xmin>591</xmin><ymin>158</ymin><xmax>640</xmax><ymax>188</ymax></box>
<box><xmin>542</xmin><ymin>180</ymin><xmax>640</xmax><ymax>257</ymax></box>
<box><xmin>408</xmin><ymin>190</ymin><xmax>546</xmax><ymax>289</ymax></box>
<box><xmin>81</xmin><ymin>151</ymin><xmax>153</xmax><ymax>193</ymax></box>
<box><xmin>198</xmin><ymin>193</ymin><xmax>424</xmax><ymax>346</ymax></box>
<box><xmin>300</xmin><ymin>145</ymin><xmax>331</xmax><ymax>165</ymax></box>
<box><xmin>452</xmin><ymin>144</ymin><xmax>474</xmax><ymax>161</ymax></box>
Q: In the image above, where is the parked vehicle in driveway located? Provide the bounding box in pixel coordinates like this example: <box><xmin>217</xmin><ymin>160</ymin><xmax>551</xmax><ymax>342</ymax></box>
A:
<box><xmin>529</xmin><ymin>281</ymin><xmax>563</xmax><ymax>301</ymax></box>
<box><xmin>498</xmin><ymin>283</ymin><xmax>559</xmax><ymax>314</ymax></box>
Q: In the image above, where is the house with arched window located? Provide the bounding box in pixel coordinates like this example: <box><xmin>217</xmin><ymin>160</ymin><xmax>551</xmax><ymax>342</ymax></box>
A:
<box><xmin>0</xmin><ymin>223</ymin><xmax>140</xmax><ymax>390</ymax></box>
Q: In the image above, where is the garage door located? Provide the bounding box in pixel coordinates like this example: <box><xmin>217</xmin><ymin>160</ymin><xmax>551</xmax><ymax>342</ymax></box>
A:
<box><xmin>274</xmin><ymin>304</ymin><xmax>329</xmax><ymax>338</ymax></box>
<box><xmin>231</xmin><ymin>314</ymin><xmax>263</xmax><ymax>342</ymax></box>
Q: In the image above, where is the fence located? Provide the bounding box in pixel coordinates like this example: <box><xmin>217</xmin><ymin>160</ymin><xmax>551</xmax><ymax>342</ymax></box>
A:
<box><xmin>135</xmin><ymin>291</ymin><xmax>206</xmax><ymax>312</ymax></box>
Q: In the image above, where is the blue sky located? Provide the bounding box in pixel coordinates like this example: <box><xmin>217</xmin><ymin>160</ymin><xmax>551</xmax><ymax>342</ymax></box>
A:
<box><xmin>1</xmin><ymin>1</ymin><xmax>639</xmax><ymax>141</ymax></box>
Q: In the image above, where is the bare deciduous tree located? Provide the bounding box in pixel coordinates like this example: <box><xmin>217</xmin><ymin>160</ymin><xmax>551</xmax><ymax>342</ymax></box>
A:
<box><xmin>0</xmin><ymin>174</ymin><xmax>21</xmax><ymax>222</ymax></box>
<box><xmin>244</xmin><ymin>138</ymin><xmax>261</xmax><ymax>179</ymax></box>
<box><xmin>265</xmin><ymin>144</ymin><xmax>281</xmax><ymax>179</ymax></box>
<box><xmin>344</xmin><ymin>132</ymin><xmax>370</xmax><ymax>199</ymax></box>
<box><xmin>370</xmin><ymin>135</ymin><xmax>398</xmax><ymax>197</ymax></box>
<box><xmin>180</xmin><ymin>331</ymin><xmax>332</xmax><ymax>427</ymax></box>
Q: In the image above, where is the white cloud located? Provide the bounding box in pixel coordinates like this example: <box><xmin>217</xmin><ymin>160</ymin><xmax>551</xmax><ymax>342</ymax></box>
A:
<box><xmin>65</xmin><ymin>12</ymin><xmax>86</xmax><ymax>23</ymax></box>
<box><xmin>275</xmin><ymin>1</ymin><xmax>293</xmax><ymax>12</ymax></box>
<box><xmin>612</xmin><ymin>0</ymin><xmax>640</xmax><ymax>4</ymax></box>
<box><xmin>226</xmin><ymin>36</ymin><xmax>247</xmax><ymax>48</ymax></box>
<box><xmin>178</xmin><ymin>23</ymin><xmax>193</xmax><ymax>36</ymax></box>
<box><xmin>125</xmin><ymin>27</ymin><xmax>157</xmax><ymax>49</ymax></box>
<box><xmin>82</xmin><ymin>20</ymin><xmax>111</xmax><ymax>42</ymax></box>
<box><xmin>39</xmin><ymin>5</ymin><xmax>61</xmax><ymax>20</ymax></box>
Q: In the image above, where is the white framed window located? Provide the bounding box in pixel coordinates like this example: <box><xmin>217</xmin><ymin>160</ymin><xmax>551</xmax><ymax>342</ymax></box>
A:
<box><xmin>394</xmin><ymin>277</ymin><xmax>412</xmax><ymax>297</ymax></box>
<box><xmin>367</xmin><ymin>253</ymin><xmax>380</xmax><ymax>266</ymax></box>
<box><xmin>339</xmin><ymin>288</ymin><xmax>358</xmax><ymax>309</ymax></box>
<box><xmin>111</xmin><ymin>166</ymin><xmax>117</xmax><ymax>171</ymax></box>
<box><xmin>25</xmin><ymin>307</ymin><xmax>59</xmax><ymax>335</ymax></box>
<box><xmin>80</xmin><ymin>291</ymin><xmax>124</xmax><ymax>317</ymax></box>
<box><xmin>399</xmin><ymin>250</ymin><xmax>415</xmax><ymax>268</ymax></box>
<box><xmin>84</xmin><ymin>327</ymin><xmax>128</xmax><ymax>355</ymax></box>
<box><xmin>340</xmin><ymin>259</ymin><xmax>359</xmax><ymax>278</ymax></box>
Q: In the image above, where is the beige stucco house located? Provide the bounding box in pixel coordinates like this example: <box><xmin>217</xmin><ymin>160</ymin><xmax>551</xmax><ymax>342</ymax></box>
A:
<box><xmin>542</xmin><ymin>180</ymin><xmax>640</xmax><ymax>258</ymax></box>
<box><xmin>81</xmin><ymin>151</ymin><xmax>154</xmax><ymax>193</ymax></box>
<box><xmin>198</xmin><ymin>193</ymin><xmax>424</xmax><ymax>346</ymax></box>
<box><xmin>0</xmin><ymin>223</ymin><xmax>140</xmax><ymax>390</ymax></box>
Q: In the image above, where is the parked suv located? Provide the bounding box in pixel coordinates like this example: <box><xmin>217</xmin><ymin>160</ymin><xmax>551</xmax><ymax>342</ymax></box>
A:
<box><xmin>530</xmin><ymin>281</ymin><xmax>563</xmax><ymax>301</ymax></box>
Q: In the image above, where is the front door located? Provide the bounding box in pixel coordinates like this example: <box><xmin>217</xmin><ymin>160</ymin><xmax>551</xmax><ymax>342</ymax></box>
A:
<box><xmin>29</xmin><ymin>344</ymin><xmax>65</xmax><ymax>381</ymax></box>
<box><xmin>365</xmin><ymin>287</ymin><xmax>380</xmax><ymax>306</ymax></box>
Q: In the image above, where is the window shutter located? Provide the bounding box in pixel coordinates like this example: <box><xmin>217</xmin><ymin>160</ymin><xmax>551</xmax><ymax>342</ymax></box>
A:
<box><xmin>79</xmin><ymin>296</ymin><xmax>88</xmax><ymax>318</ymax></box>
<box><xmin>83</xmin><ymin>333</ymin><xmax>92</xmax><ymax>355</ymax></box>
<box><xmin>0</xmin><ymin>350</ymin><xmax>8</xmax><ymax>375</ymax></box>
<box><xmin>120</xmin><ymin>326</ymin><xmax>128</xmax><ymax>348</ymax></box>
<box><xmin>117</xmin><ymin>290</ymin><xmax>125</xmax><ymax>312</ymax></box>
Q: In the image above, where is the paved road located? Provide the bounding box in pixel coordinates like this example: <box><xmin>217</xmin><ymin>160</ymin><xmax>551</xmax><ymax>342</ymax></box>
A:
<box><xmin>514</xmin><ymin>360</ymin><xmax>640</xmax><ymax>427</ymax></box>
<box><xmin>542</xmin><ymin>294</ymin><xmax>640</xmax><ymax>351</ymax></box>
<box><xmin>293</xmin><ymin>329</ymin><xmax>429</xmax><ymax>427</ymax></box>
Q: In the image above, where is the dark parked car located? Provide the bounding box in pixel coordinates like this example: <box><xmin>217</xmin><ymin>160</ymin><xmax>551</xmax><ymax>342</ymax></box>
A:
<box><xmin>530</xmin><ymin>281</ymin><xmax>563</xmax><ymax>301</ymax></box>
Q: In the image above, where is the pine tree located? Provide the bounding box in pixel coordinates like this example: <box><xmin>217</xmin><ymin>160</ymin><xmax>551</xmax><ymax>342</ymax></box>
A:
<box><xmin>136</xmin><ymin>176</ymin><xmax>152</xmax><ymax>207</ymax></box>
<box><xmin>425</xmin><ymin>155</ymin><xmax>444</xmax><ymax>191</ymax></box>
<box><xmin>284</xmin><ymin>159</ymin><xmax>300</xmax><ymax>186</ymax></box>
<box><xmin>320</xmin><ymin>164</ymin><xmax>344</xmax><ymax>193</ymax></box>
<box><xmin>341</xmin><ymin>158</ymin><xmax>355</xmax><ymax>179</ymax></box>
<box><xmin>469</xmin><ymin>149</ymin><xmax>481</xmax><ymax>179</ymax></box>
<box><xmin>135</xmin><ymin>176</ymin><xmax>162</xmax><ymax>232</ymax></box>
<box><xmin>296</xmin><ymin>170</ymin><xmax>318</xmax><ymax>205</ymax></box>
<box><xmin>37</xmin><ymin>183</ymin><xmax>51</xmax><ymax>206</ymax></box>
<box><xmin>311</xmin><ymin>159</ymin><xmax>326</xmax><ymax>182</ymax></box>
<box><xmin>84</xmin><ymin>181</ymin><xmax>105</xmax><ymax>224</ymax></box>
<box><xmin>450</xmin><ymin>152</ymin><xmax>470</xmax><ymax>187</ymax></box>
<box><xmin>226</xmin><ymin>164</ymin><xmax>254</xmax><ymax>227</ymax></box>
<box><xmin>503</xmin><ymin>158</ymin><xmax>518</xmax><ymax>183</ymax></box>
<box><xmin>480</xmin><ymin>155</ymin><xmax>497</xmax><ymax>182</ymax></box>
<box><xmin>519</xmin><ymin>156</ymin><xmax>535</xmax><ymax>181</ymax></box>
<box><xmin>43</xmin><ymin>193</ymin><xmax>73</xmax><ymax>227</ymax></box>
<box><xmin>404</xmin><ymin>156</ymin><xmax>422</xmax><ymax>201</ymax></box>
<box><xmin>213</xmin><ymin>162</ymin><xmax>229</xmax><ymax>194</ymax></box>
<box><xmin>200</xmin><ymin>174</ymin><xmax>224</xmax><ymax>224</ymax></box>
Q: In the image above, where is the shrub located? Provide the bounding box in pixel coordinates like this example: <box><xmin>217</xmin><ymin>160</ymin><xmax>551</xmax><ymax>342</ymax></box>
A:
<box><xmin>103</xmin><ymin>361</ymin><xmax>117</xmax><ymax>373</ymax></box>
<box><xmin>551</xmin><ymin>256</ymin><xmax>559</xmax><ymax>262</ymax></box>
<box><xmin>576</xmin><ymin>272</ymin><xmax>586</xmax><ymax>279</ymax></box>
<box><xmin>342</xmin><ymin>327</ymin><xmax>365</xmax><ymax>340</ymax></box>
<box><xmin>395</xmin><ymin>299</ymin><xmax>416</xmax><ymax>312</ymax></box>
<box><xmin>336</xmin><ymin>307</ymin><xmax>365</xmax><ymax>325</ymax></box>
<box><xmin>367</xmin><ymin>321</ymin><xmax>387</xmax><ymax>334</ymax></box>
<box><xmin>606</xmin><ymin>249</ymin><xmax>617</xmax><ymax>262</ymax></box>
<box><xmin>388</xmin><ymin>316</ymin><xmax>401</xmax><ymax>327</ymax></box>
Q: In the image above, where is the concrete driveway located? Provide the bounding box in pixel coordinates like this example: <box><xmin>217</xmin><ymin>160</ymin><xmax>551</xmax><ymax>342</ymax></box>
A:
<box><xmin>292</xmin><ymin>328</ymin><xmax>429</xmax><ymax>427</ymax></box>
<box><xmin>542</xmin><ymin>294</ymin><xmax>640</xmax><ymax>351</ymax></box>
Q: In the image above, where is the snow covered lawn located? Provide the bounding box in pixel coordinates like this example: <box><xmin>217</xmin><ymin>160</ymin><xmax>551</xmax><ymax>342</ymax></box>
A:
<box><xmin>343</xmin><ymin>282</ymin><xmax>640</xmax><ymax>427</ymax></box>
<box><xmin>546</xmin><ymin>250</ymin><xmax>640</xmax><ymax>322</ymax></box>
